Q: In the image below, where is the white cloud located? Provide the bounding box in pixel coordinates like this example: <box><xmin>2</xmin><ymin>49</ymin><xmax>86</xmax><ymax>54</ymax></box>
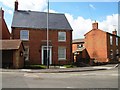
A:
<box><xmin>0</xmin><ymin>0</ymin><xmax>47</xmax><ymax>32</ymax></box>
<box><xmin>0</xmin><ymin>0</ymin><xmax>47</xmax><ymax>11</ymax></box>
<box><xmin>99</xmin><ymin>14</ymin><xmax>118</xmax><ymax>34</ymax></box>
<box><xmin>0</xmin><ymin>0</ymin><xmax>118</xmax><ymax>38</ymax></box>
<box><xmin>44</xmin><ymin>9</ymin><xmax>57</xmax><ymax>13</ymax></box>
<box><xmin>0</xmin><ymin>0</ymin><xmax>14</xmax><ymax>9</ymax></box>
<box><xmin>65</xmin><ymin>13</ymin><xmax>92</xmax><ymax>39</ymax></box>
<box><xmin>18</xmin><ymin>0</ymin><xmax>47</xmax><ymax>11</ymax></box>
<box><xmin>65</xmin><ymin>13</ymin><xmax>118</xmax><ymax>39</ymax></box>
<box><xmin>89</xmin><ymin>4</ymin><xmax>96</xmax><ymax>10</ymax></box>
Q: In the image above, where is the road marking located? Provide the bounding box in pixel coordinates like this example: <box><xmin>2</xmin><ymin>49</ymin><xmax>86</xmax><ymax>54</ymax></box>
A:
<box><xmin>81</xmin><ymin>73</ymin><xmax>118</xmax><ymax>76</ymax></box>
<box><xmin>69</xmin><ymin>72</ymin><xmax>118</xmax><ymax>76</ymax></box>
<box><xmin>24</xmin><ymin>73</ymin><xmax>39</xmax><ymax>78</ymax></box>
<box><xmin>70</xmin><ymin>74</ymin><xmax>80</xmax><ymax>76</ymax></box>
<box><xmin>111</xmin><ymin>74</ymin><xmax>118</xmax><ymax>76</ymax></box>
<box><xmin>66</xmin><ymin>87</ymin><xmax>74</xmax><ymax>88</ymax></box>
<box><xmin>21</xmin><ymin>69</ymin><xmax>32</xmax><ymax>72</ymax></box>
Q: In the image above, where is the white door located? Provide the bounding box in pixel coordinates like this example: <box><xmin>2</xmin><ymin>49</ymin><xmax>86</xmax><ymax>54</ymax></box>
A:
<box><xmin>41</xmin><ymin>46</ymin><xmax>52</xmax><ymax>65</ymax></box>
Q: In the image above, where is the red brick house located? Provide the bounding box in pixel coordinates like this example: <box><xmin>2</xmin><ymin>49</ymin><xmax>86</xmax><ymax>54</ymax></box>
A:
<box><xmin>0</xmin><ymin>8</ymin><xmax>11</xmax><ymax>39</ymax></box>
<box><xmin>12</xmin><ymin>1</ymin><xmax>73</xmax><ymax>65</ymax></box>
<box><xmin>0</xmin><ymin>8</ymin><xmax>25</xmax><ymax>68</ymax></box>
<box><xmin>72</xmin><ymin>39</ymin><xmax>85</xmax><ymax>53</ymax></box>
<box><xmin>84</xmin><ymin>22</ymin><xmax>120</xmax><ymax>64</ymax></box>
<box><xmin>72</xmin><ymin>39</ymin><xmax>90</xmax><ymax>64</ymax></box>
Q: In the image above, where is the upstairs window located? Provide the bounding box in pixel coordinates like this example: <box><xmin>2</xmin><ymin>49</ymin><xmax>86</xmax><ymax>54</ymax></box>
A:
<box><xmin>110</xmin><ymin>36</ymin><xmax>112</xmax><ymax>45</ymax></box>
<box><xmin>20</xmin><ymin>30</ymin><xmax>29</xmax><ymax>40</ymax></box>
<box><xmin>116</xmin><ymin>37</ymin><xmax>118</xmax><ymax>46</ymax></box>
<box><xmin>58</xmin><ymin>32</ymin><xmax>66</xmax><ymax>42</ymax></box>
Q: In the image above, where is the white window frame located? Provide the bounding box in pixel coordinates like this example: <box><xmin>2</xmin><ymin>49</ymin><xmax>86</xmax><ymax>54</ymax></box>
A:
<box><xmin>58</xmin><ymin>47</ymin><xmax>66</xmax><ymax>60</ymax></box>
<box><xmin>116</xmin><ymin>49</ymin><xmax>119</xmax><ymax>59</ymax></box>
<box><xmin>41</xmin><ymin>46</ymin><xmax>52</xmax><ymax>65</ymax></box>
<box><xmin>116</xmin><ymin>49</ymin><xmax>119</xmax><ymax>54</ymax></box>
<box><xmin>24</xmin><ymin>46</ymin><xmax>29</xmax><ymax>61</ymax></box>
<box><xmin>58</xmin><ymin>32</ymin><xmax>66</xmax><ymax>42</ymax></box>
<box><xmin>110</xmin><ymin>49</ymin><xmax>113</xmax><ymax>59</ymax></box>
<box><xmin>110</xmin><ymin>36</ymin><xmax>112</xmax><ymax>45</ymax></box>
<box><xmin>20</xmin><ymin>30</ymin><xmax>29</xmax><ymax>40</ymax></box>
<box><xmin>116</xmin><ymin>37</ymin><xmax>118</xmax><ymax>46</ymax></box>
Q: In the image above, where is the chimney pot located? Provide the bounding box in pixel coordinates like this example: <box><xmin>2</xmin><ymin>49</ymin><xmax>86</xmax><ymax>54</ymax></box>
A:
<box><xmin>0</xmin><ymin>8</ymin><xmax>4</xmax><ymax>18</ymax></box>
<box><xmin>92</xmin><ymin>21</ymin><xmax>98</xmax><ymax>30</ymax></box>
<box><xmin>15</xmin><ymin>0</ymin><xmax>18</xmax><ymax>11</ymax></box>
<box><xmin>112</xmin><ymin>30</ymin><xmax>117</xmax><ymax>35</ymax></box>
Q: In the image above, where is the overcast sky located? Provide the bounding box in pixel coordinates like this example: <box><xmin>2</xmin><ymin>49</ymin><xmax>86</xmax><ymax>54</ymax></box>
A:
<box><xmin>0</xmin><ymin>0</ymin><xmax>119</xmax><ymax>39</ymax></box>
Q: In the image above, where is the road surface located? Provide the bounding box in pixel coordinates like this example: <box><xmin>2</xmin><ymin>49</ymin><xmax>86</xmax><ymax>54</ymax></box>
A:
<box><xmin>1</xmin><ymin>68</ymin><xmax>118</xmax><ymax>88</ymax></box>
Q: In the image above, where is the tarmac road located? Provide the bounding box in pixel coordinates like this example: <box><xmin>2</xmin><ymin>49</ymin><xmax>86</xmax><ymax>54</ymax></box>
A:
<box><xmin>1</xmin><ymin>68</ymin><xmax>118</xmax><ymax>88</ymax></box>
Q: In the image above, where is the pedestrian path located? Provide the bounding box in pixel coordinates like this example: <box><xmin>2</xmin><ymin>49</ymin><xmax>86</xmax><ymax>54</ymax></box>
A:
<box><xmin>1</xmin><ymin>64</ymin><xmax>118</xmax><ymax>73</ymax></box>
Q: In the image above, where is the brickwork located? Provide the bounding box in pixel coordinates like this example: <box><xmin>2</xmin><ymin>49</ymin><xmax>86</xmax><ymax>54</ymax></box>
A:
<box><xmin>0</xmin><ymin>9</ymin><xmax>11</xmax><ymax>39</ymax></box>
<box><xmin>12</xmin><ymin>28</ymin><xmax>73</xmax><ymax>65</ymax></box>
<box><xmin>84</xmin><ymin>22</ymin><xmax>120</xmax><ymax>63</ymax></box>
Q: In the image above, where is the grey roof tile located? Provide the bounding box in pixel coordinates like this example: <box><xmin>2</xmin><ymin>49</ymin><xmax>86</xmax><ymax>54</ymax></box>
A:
<box><xmin>12</xmin><ymin>10</ymin><xmax>72</xmax><ymax>30</ymax></box>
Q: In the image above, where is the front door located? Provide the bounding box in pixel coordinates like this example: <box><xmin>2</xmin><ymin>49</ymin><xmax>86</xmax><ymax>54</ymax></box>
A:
<box><xmin>43</xmin><ymin>49</ymin><xmax>50</xmax><ymax>65</ymax></box>
<box><xmin>42</xmin><ymin>46</ymin><xmax>52</xmax><ymax>65</ymax></box>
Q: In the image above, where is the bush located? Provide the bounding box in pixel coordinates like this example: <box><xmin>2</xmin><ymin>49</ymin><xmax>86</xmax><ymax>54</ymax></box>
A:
<box><xmin>24</xmin><ymin>65</ymin><xmax>47</xmax><ymax>69</ymax></box>
<box><xmin>63</xmin><ymin>65</ymin><xmax>76</xmax><ymax>68</ymax></box>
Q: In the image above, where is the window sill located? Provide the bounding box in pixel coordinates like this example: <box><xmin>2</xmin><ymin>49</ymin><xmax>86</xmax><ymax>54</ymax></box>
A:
<box><xmin>58</xmin><ymin>59</ymin><xmax>66</xmax><ymax>61</ymax></box>
<box><xmin>21</xmin><ymin>40</ymin><xmax>30</xmax><ymax>41</ymax></box>
<box><xmin>58</xmin><ymin>40</ymin><xmax>66</xmax><ymax>42</ymax></box>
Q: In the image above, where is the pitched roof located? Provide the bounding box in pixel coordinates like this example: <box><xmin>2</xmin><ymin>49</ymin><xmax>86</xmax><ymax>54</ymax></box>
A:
<box><xmin>12</xmin><ymin>10</ymin><xmax>72</xmax><ymax>30</ymax></box>
<box><xmin>72</xmin><ymin>39</ymin><xmax>84</xmax><ymax>44</ymax></box>
<box><xmin>0</xmin><ymin>40</ymin><xmax>22</xmax><ymax>50</ymax></box>
<box><xmin>84</xmin><ymin>29</ymin><xmax>120</xmax><ymax>38</ymax></box>
<box><xmin>84</xmin><ymin>29</ymin><xmax>106</xmax><ymax>36</ymax></box>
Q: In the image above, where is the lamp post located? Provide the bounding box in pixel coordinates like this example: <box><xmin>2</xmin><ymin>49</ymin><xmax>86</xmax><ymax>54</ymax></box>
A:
<box><xmin>47</xmin><ymin>0</ymin><xmax>49</xmax><ymax>69</ymax></box>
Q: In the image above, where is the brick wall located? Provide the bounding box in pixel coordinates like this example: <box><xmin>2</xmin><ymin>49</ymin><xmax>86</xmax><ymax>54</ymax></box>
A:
<box><xmin>12</xmin><ymin>28</ymin><xmax>73</xmax><ymax>65</ymax></box>
<box><xmin>0</xmin><ymin>9</ymin><xmax>11</xmax><ymax>40</ymax></box>
<box><xmin>84</xmin><ymin>29</ymin><xmax>120</xmax><ymax>63</ymax></box>
<box><xmin>85</xmin><ymin>29</ymin><xmax>108</xmax><ymax>62</ymax></box>
<box><xmin>107</xmin><ymin>33</ymin><xmax>120</xmax><ymax>63</ymax></box>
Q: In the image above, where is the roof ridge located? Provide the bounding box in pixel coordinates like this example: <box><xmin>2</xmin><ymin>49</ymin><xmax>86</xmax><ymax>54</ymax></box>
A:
<box><xmin>16</xmin><ymin>10</ymin><xmax>65</xmax><ymax>15</ymax></box>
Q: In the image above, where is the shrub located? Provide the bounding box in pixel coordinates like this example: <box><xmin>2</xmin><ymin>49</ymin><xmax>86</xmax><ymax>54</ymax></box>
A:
<box><xmin>24</xmin><ymin>65</ymin><xmax>47</xmax><ymax>69</ymax></box>
<box><xmin>63</xmin><ymin>65</ymin><xmax>76</xmax><ymax>68</ymax></box>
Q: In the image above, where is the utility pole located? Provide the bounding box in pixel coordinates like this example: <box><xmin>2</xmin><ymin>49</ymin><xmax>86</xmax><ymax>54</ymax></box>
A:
<box><xmin>47</xmin><ymin>0</ymin><xmax>49</xmax><ymax>69</ymax></box>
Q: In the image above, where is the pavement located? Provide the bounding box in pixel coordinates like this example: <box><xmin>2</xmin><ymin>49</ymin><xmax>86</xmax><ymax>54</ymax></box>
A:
<box><xmin>1</xmin><ymin>64</ymin><xmax>119</xmax><ymax>73</ymax></box>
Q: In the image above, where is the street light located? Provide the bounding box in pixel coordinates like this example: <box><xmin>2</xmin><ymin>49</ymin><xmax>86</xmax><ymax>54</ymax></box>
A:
<box><xmin>47</xmin><ymin>0</ymin><xmax>49</xmax><ymax>69</ymax></box>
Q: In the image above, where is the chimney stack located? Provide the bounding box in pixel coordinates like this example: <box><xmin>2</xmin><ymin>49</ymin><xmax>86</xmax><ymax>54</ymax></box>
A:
<box><xmin>112</xmin><ymin>29</ymin><xmax>117</xmax><ymax>35</ymax></box>
<box><xmin>92</xmin><ymin>21</ymin><xmax>98</xmax><ymax>30</ymax></box>
<box><xmin>15</xmin><ymin>0</ymin><xmax>18</xmax><ymax>11</ymax></box>
<box><xmin>0</xmin><ymin>8</ymin><xmax>4</xmax><ymax>18</ymax></box>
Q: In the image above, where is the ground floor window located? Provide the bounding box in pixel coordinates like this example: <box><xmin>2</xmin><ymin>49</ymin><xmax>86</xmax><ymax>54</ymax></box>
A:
<box><xmin>24</xmin><ymin>46</ymin><xmax>29</xmax><ymax>61</ymax></box>
<box><xmin>110</xmin><ymin>49</ymin><xmax>113</xmax><ymax>59</ymax></box>
<box><xmin>58</xmin><ymin>47</ymin><xmax>66</xmax><ymax>60</ymax></box>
